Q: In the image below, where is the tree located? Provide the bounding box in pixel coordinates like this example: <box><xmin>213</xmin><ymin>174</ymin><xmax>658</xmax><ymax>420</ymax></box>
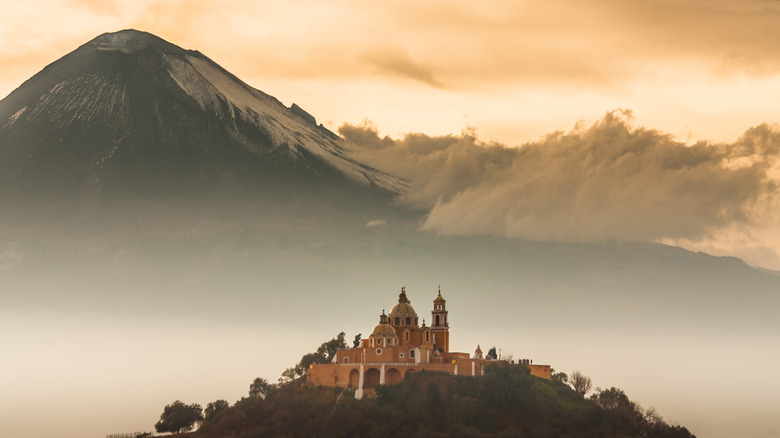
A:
<box><xmin>486</xmin><ymin>346</ymin><xmax>498</xmax><ymax>360</ymax></box>
<box><xmin>280</xmin><ymin>366</ymin><xmax>297</xmax><ymax>383</ymax></box>
<box><xmin>590</xmin><ymin>387</ymin><xmax>631</xmax><ymax>410</ymax></box>
<box><xmin>550</xmin><ymin>368</ymin><xmax>568</xmax><ymax>384</ymax></box>
<box><xmin>154</xmin><ymin>400</ymin><xmax>203</xmax><ymax>433</ymax></box>
<box><xmin>353</xmin><ymin>333</ymin><xmax>362</xmax><ymax>348</ymax></box>
<box><xmin>249</xmin><ymin>377</ymin><xmax>275</xmax><ymax>399</ymax></box>
<box><xmin>316</xmin><ymin>332</ymin><xmax>347</xmax><ymax>362</ymax></box>
<box><xmin>204</xmin><ymin>399</ymin><xmax>229</xmax><ymax>422</ymax></box>
<box><xmin>282</xmin><ymin>332</ymin><xmax>348</xmax><ymax>381</ymax></box>
<box><xmin>297</xmin><ymin>352</ymin><xmax>325</xmax><ymax>375</ymax></box>
<box><xmin>569</xmin><ymin>370</ymin><xmax>593</xmax><ymax>396</ymax></box>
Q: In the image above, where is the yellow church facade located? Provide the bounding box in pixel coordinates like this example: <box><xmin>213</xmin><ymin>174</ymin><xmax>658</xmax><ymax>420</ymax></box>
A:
<box><xmin>307</xmin><ymin>287</ymin><xmax>551</xmax><ymax>398</ymax></box>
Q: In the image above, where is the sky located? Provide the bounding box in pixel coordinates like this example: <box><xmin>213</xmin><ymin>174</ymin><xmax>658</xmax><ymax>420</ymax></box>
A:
<box><xmin>2</xmin><ymin>1</ymin><xmax>780</xmax><ymax>438</ymax></box>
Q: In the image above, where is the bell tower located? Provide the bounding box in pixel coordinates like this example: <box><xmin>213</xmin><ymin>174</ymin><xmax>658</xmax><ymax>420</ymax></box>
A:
<box><xmin>431</xmin><ymin>286</ymin><xmax>449</xmax><ymax>353</ymax></box>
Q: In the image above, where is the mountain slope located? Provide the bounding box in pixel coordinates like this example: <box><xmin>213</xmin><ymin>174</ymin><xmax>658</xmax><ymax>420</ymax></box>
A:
<box><xmin>0</xmin><ymin>29</ymin><xmax>405</xmax><ymax>201</ymax></box>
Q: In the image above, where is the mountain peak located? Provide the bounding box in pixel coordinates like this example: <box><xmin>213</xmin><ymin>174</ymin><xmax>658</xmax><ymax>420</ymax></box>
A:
<box><xmin>86</xmin><ymin>29</ymin><xmax>185</xmax><ymax>54</ymax></box>
<box><xmin>0</xmin><ymin>29</ymin><xmax>407</xmax><ymax>198</ymax></box>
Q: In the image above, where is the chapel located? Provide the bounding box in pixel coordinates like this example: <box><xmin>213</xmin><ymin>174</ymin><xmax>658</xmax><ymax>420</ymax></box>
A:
<box><xmin>307</xmin><ymin>287</ymin><xmax>551</xmax><ymax>398</ymax></box>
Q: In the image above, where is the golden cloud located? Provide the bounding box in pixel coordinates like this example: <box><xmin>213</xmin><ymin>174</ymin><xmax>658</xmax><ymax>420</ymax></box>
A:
<box><xmin>342</xmin><ymin>111</ymin><xmax>780</xmax><ymax>243</ymax></box>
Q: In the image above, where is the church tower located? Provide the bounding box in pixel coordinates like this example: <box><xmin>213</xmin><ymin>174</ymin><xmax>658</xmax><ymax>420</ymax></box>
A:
<box><xmin>431</xmin><ymin>287</ymin><xmax>450</xmax><ymax>353</ymax></box>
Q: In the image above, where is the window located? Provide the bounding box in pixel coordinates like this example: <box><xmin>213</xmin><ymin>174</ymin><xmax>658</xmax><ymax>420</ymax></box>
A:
<box><xmin>400</xmin><ymin>353</ymin><xmax>405</xmax><ymax>358</ymax></box>
<box><xmin>404</xmin><ymin>331</ymin><xmax>409</xmax><ymax>342</ymax></box>
<box><xmin>376</xmin><ymin>348</ymin><xmax>382</xmax><ymax>355</ymax></box>
<box><xmin>425</xmin><ymin>331</ymin><xmax>430</xmax><ymax>342</ymax></box>
<box><xmin>387</xmin><ymin>336</ymin><xmax>393</xmax><ymax>346</ymax></box>
<box><xmin>405</xmin><ymin>317</ymin><xmax>411</xmax><ymax>325</ymax></box>
<box><xmin>343</xmin><ymin>357</ymin><xmax>349</xmax><ymax>364</ymax></box>
<box><xmin>435</xmin><ymin>315</ymin><xmax>440</xmax><ymax>326</ymax></box>
<box><xmin>410</xmin><ymin>350</ymin><xmax>415</xmax><ymax>358</ymax></box>
<box><xmin>395</xmin><ymin>317</ymin><xmax>400</xmax><ymax>325</ymax></box>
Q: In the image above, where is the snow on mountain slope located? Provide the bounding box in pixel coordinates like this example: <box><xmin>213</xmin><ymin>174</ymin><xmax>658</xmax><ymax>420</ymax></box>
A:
<box><xmin>0</xmin><ymin>29</ymin><xmax>406</xmax><ymax>194</ymax></box>
<box><xmin>166</xmin><ymin>52</ymin><xmax>404</xmax><ymax>191</ymax></box>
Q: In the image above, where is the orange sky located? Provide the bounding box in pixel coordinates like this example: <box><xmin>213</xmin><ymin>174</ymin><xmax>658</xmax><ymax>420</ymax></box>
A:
<box><xmin>3</xmin><ymin>0</ymin><xmax>780</xmax><ymax>146</ymax></box>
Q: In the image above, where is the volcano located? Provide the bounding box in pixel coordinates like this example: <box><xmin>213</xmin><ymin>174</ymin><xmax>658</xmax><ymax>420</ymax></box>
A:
<box><xmin>0</xmin><ymin>29</ymin><xmax>405</xmax><ymax>201</ymax></box>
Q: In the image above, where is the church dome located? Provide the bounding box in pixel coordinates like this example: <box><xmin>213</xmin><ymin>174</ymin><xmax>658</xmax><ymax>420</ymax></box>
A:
<box><xmin>371</xmin><ymin>310</ymin><xmax>399</xmax><ymax>346</ymax></box>
<box><xmin>389</xmin><ymin>286</ymin><xmax>417</xmax><ymax>320</ymax></box>
<box><xmin>371</xmin><ymin>322</ymin><xmax>397</xmax><ymax>338</ymax></box>
<box><xmin>371</xmin><ymin>310</ymin><xmax>398</xmax><ymax>337</ymax></box>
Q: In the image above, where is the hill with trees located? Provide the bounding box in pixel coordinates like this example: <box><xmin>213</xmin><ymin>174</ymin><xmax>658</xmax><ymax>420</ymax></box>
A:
<box><xmin>153</xmin><ymin>334</ymin><xmax>694</xmax><ymax>438</ymax></box>
<box><xmin>186</xmin><ymin>364</ymin><xmax>693</xmax><ymax>438</ymax></box>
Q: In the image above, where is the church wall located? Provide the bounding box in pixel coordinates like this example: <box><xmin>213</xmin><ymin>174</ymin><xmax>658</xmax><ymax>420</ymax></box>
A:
<box><xmin>528</xmin><ymin>364</ymin><xmax>551</xmax><ymax>380</ymax></box>
<box><xmin>307</xmin><ymin>358</ymin><xmax>549</xmax><ymax>394</ymax></box>
<box><xmin>307</xmin><ymin>363</ymin><xmax>351</xmax><ymax>388</ymax></box>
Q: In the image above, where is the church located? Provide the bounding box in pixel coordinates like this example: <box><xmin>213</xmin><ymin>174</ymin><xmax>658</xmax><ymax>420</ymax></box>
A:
<box><xmin>307</xmin><ymin>287</ymin><xmax>551</xmax><ymax>398</ymax></box>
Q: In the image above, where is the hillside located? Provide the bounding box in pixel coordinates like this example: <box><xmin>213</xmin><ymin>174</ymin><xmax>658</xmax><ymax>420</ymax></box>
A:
<box><xmin>192</xmin><ymin>365</ymin><xmax>694</xmax><ymax>438</ymax></box>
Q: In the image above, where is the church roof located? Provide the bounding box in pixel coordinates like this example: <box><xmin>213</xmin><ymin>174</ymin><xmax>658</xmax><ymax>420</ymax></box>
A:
<box><xmin>371</xmin><ymin>323</ymin><xmax>397</xmax><ymax>338</ymax></box>
<box><xmin>371</xmin><ymin>310</ymin><xmax>399</xmax><ymax>338</ymax></box>
<box><xmin>389</xmin><ymin>286</ymin><xmax>417</xmax><ymax>319</ymax></box>
<box><xmin>434</xmin><ymin>287</ymin><xmax>446</xmax><ymax>303</ymax></box>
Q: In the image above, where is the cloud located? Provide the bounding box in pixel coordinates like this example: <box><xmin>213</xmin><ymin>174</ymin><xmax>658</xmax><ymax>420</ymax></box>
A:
<box><xmin>341</xmin><ymin>111</ymin><xmax>780</xmax><ymax>244</ymax></box>
<box><xmin>219</xmin><ymin>1</ymin><xmax>780</xmax><ymax>89</ymax></box>
<box><xmin>366</xmin><ymin>219</ymin><xmax>387</xmax><ymax>227</ymax></box>
<box><xmin>69</xmin><ymin>0</ymin><xmax>120</xmax><ymax>16</ymax></box>
<box><xmin>6</xmin><ymin>1</ymin><xmax>780</xmax><ymax>98</ymax></box>
<box><xmin>360</xmin><ymin>46</ymin><xmax>444</xmax><ymax>88</ymax></box>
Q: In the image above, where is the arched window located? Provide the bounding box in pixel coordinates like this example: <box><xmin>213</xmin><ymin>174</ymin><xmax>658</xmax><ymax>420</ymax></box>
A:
<box><xmin>405</xmin><ymin>317</ymin><xmax>411</xmax><ymax>325</ymax></box>
<box><xmin>395</xmin><ymin>317</ymin><xmax>400</xmax><ymax>325</ymax></box>
<box><xmin>425</xmin><ymin>331</ymin><xmax>430</xmax><ymax>343</ymax></box>
<box><xmin>435</xmin><ymin>315</ymin><xmax>440</xmax><ymax>326</ymax></box>
<box><xmin>343</xmin><ymin>357</ymin><xmax>349</xmax><ymax>364</ymax></box>
<box><xmin>405</xmin><ymin>331</ymin><xmax>409</xmax><ymax>342</ymax></box>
